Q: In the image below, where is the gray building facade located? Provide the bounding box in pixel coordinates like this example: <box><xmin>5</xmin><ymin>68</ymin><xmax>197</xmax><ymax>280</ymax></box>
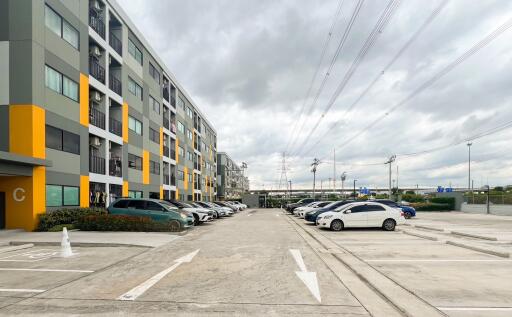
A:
<box><xmin>216</xmin><ymin>152</ymin><xmax>249</xmax><ymax>200</ymax></box>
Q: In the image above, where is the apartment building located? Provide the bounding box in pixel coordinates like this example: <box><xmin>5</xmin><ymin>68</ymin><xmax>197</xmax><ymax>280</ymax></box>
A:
<box><xmin>216</xmin><ymin>152</ymin><xmax>249</xmax><ymax>200</ymax></box>
<box><xmin>0</xmin><ymin>0</ymin><xmax>217</xmax><ymax>231</ymax></box>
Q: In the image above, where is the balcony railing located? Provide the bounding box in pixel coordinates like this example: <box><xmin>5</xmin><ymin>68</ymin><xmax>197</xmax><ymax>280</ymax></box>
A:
<box><xmin>170</xmin><ymin>95</ymin><xmax>176</xmax><ymax>107</ymax></box>
<box><xmin>163</xmin><ymin>146</ymin><xmax>170</xmax><ymax>158</ymax></box>
<box><xmin>163</xmin><ymin>173</ymin><xmax>169</xmax><ymax>185</ymax></box>
<box><xmin>109</xmin><ymin>117</ymin><xmax>122</xmax><ymax>137</ymax></box>
<box><xmin>171</xmin><ymin>149</ymin><xmax>176</xmax><ymax>160</ymax></box>
<box><xmin>163</xmin><ymin>87</ymin><xmax>170</xmax><ymax>103</ymax></box>
<box><xmin>89</xmin><ymin>107</ymin><xmax>105</xmax><ymax>129</ymax></box>
<box><xmin>170</xmin><ymin>174</ymin><xmax>176</xmax><ymax>186</ymax></box>
<box><xmin>90</xmin><ymin>155</ymin><xmax>105</xmax><ymax>174</ymax></box>
<box><xmin>170</xmin><ymin>122</ymin><xmax>176</xmax><ymax>134</ymax></box>
<box><xmin>109</xmin><ymin>158</ymin><xmax>122</xmax><ymax>177</ymax></box>
<box><xmin>109</xmin><ymin>73</ymin><xmax>122</xmax><ymax>96</ymax></box>
<box><xmin>89</xmin><ymin>12</ymin><xmax>105</xmax><ymax>39</ymax></box>
<box><xmin>89</xmin><ymin>58</ymin><xmax>105</xmax><ymax>84</ymax></box>
<box><xmin>163</xmin><ymin>118</ymin><xmax>169</xmax><ymax>130</ymax></box>
<box><xmin>109</xmin><ymin>33</ymin><xmax>122</xmax><ymax>56</ymax></box>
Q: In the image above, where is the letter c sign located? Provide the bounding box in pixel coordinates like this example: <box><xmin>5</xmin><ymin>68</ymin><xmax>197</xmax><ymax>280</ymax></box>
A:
<box><xmin>13</xmin><ymin>188</ymin><xmax>26</xmax><ymax>202</ymax></box>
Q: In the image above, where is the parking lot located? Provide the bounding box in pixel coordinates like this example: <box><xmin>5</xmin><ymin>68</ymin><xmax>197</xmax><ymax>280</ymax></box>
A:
<box><xmin>0</xmin><ymin>209</ymin><xmax>511</xmax><ymax>316</ymax></box>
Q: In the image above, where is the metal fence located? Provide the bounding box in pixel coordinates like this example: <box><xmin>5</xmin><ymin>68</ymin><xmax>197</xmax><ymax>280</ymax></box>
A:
<box><xmin>464</xmin><ymin>193</ymin><xmax>512</xmax><ymax>205</ymax></box>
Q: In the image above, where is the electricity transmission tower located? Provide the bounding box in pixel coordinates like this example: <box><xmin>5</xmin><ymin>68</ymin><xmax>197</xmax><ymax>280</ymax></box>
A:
<box><xmin>278</xmin><ymin>153</ymin><xmax>290</xmax><ymax>200</ymax></box>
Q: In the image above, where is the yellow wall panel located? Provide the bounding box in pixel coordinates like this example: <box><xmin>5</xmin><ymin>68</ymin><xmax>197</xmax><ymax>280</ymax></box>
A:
<box><xmin>80</xmin><ymin>175</ymin><xmax>89</xmax><ymax>207</ymax></box>
<box><xmin>122</xmin><ymin>102</ymin><xmax>129</xmax><ymax>143</ymax></box>
<box><xmin>122</xmin><ymin>181</ymin><xmax>129</xmax><ymax>197</ymax></box>
<box><xmin>143</xmin><ymin>150</ymin><xmax>149</xmax><ymax>184</ymax></box>
<box><xmin>9</xmin><ymin>105</ymin><xmax>45</xmax><ymax>159</ymax></box>
<box><xmin>159</xmin><ymin>128</ymin><xmax>163</xmax><ymax>157</ymax></box>
<box><xmin>160</xmin><ymin>186</ymin><xmax>163</xmax><ymax>199</ymax></box>
<box><xmin>184</xmin><ymin>167</ymin><xmax>188</xmax><ymax>190</ymax></box>
<box><xmin>79</xmin><ymin>74</ymin><xmax>89</xmax><ymax>127</ymax></box>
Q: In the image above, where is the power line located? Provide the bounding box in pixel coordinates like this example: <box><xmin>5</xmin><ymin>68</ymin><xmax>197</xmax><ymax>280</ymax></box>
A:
<box><xmin>291</xmin><ymin>0</ymin><xmax>401</xmax><ymax>156</ymax></box>
<box><xmin>300</xmin><ymin>0</ymin><xmax>449</xmax><ymax>157</ymax></box>
<box><xmin>326</xmin><ymin>16</ymin><xmax>512</xmax><ymax>159</ymax></box>
<box><xmin>287</xmin><ymin>0</ymin><xmax>365</xmax><ymax>153</ymax></box>
<box><xmin>284</xmin><ymin>0</ymin><xmax>345</xmax><ymax>154</ymax></box>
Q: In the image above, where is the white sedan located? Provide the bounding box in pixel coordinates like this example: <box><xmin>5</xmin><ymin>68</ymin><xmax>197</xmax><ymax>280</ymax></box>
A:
<box><xmin>297</xmin><ymin>201</ymin><xmax>333</xmax><ymax>218</ymax></box>
<box><xmin>316</xmin><ymin>202</ymin><xmax>405</xmax><ymax>231</ymax></box>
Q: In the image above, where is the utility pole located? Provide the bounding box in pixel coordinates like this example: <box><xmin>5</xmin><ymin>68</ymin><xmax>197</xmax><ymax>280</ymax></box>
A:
<box><xmin>333</xmin><ymin>148</ymin><xmax>336</xmax><ymax>195</ymax></box>
<box><xmin>320</xmin><ymin>180</ymin><xmax>323</xmax><ymax>199</ymax></box>
<box><xmin>311</xmin><ymin>158</ymin><xmax>320</xmax><ymax>199</ymax></box>
<box><xmin>341</xmin><ymin>172</ymin><xmax>346</xmax><ymax>199</ymax></box>
<box><xmin>353</xmin><ymin>179</ymin><xmax>357</xmax><ymax>198</ymax></box>
<box><xmin>385</xmin><ymin>155</ymin><xmax>396</xmax><ymax>198</ymax></box>
<box><xmin>467</xmin><ymin>142</ymin><xmax>472</xmax><ymax>193</ymax></box>
<box><xmin>396</xmin><ymin>165</ymin><xmax>399</xmax><ymax>191</ymax></box>
<box><xmin>288</xmin><ymin>180</ymin><xmax>292</xmax><ymax>200</ymax></box>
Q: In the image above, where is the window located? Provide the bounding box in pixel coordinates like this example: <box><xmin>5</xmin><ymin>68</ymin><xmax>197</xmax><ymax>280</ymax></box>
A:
<box><xmin>128</xmin><ymin>38</ymin><xmax>143</xmax><ymax>65</ymax></box>
<box><xmin>46</xmin><ymin>185</ymin><xmax>79</xmax><ymax>207</ymax></box>
<box><xmin>188</xmin><ymin>174</ymin><xmax>192</xmax><ymax>182</ymax></box>
<box><xmin>45</xmin><ymin>5</ymin><xmax>79</xmax><ymax>49</ymax></box>
<box><xmin>186</xmin><ymin>107</ymin><xmax>193</xmax><ymax>119</ymax></box>
<box><xmin>45</xmin><ymin>125</ymin><xmax>80</xmax><ymax>155</ymax></box>
<box><xmin>147</xmin><ymin>201</ymin><xmax>164</xmax><ymax>211</ymax></box>
<box><xmin>127</xmin><ymin>197</ymin><xmax>145</xmax><ymax>205</ymax></box>
<box><xmin>177</xmin><ymin>121</ymin><xmax>185</xmax><ymax>134</ymax></box>
<box><xmin>187</xmin><ymin>151</ymin><xmax>193</xmax><ymax>161</ymax></box>
<box><xmin>186</xmin><ymin>129</ymin><xmax>193</xmax><ymax>141</ymax></box>
<box><xmin>178</xmin><ymin>146</ymin><xmax>184</xmax><ymax>157</ymax></box>
<box><xmin>128</xmin><ymin>153</ymin><xmax>142</xmax><ymax>170</ymax></box>
<box><xmin>149</xmin><ymin>62</ymin><xmax>160</xmax><ymax>84</ymax></box>
<box><xmin>366</xmin><ymin>204</ymin><xmax>386</xmax><ymax>212</ymax></box>
<box><xmin>150</xmin><ymin>160</ymin><xmax>160</xmax><ymax>175</ymax></box>
<box><xmin>177</xmin><ymin>170</ymin><xmax>184</xmax><ymax>180</ymax></box>
<box><xmin>45</xmin><ymin>65</ymin><xmax>78</xmax><ymax>101</ymax></box>
<box><xmin>128</xmin><ymin>116</ymin><xmax>142</xmax><ymax>135</ymax></box>
<box><xmin>128</xmin><ymin>77</ymin><xmax>143</xmax><ymax>100</ymax></box>
<box><xmin>149</xmin><ymin>128</ymin><xmax>159</xmax><ymax>144</ymax></box>
<box><xmin>113</xmin><ymin>200</ymin><xmax>129</xmax><ymax>208</ymax></box>
<box><xmin>349</xmin><ymin>205</ymin><xmax>366</xmax><ymax>213</ymax></box>
<box><xmin>149</xmin><ymin>95</ymin><xmax>160</xmax><ymax>114</ymax></box>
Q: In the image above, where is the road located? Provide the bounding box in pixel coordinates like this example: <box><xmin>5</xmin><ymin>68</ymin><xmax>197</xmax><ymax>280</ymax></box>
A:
<box><xmin>0</xmin><ymin>209</ymin><xmax>511</xmax><ymax>316</ymax></box>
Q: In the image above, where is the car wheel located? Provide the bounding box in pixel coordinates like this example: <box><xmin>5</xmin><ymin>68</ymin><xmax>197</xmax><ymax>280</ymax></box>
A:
<box><xmin>193</xmin><ymin>214</ymin><xmax>200</xmax><ymax>226</ymax></box>
<box><xmin>330</xmin><ymin>219</ymin><xmax>344</xmax><ymax>231</ymax></box>
<box><xmin>214</xmin><ymin>211</ymin><xmax>219</xmax><ymax>219</ymax></box>
<box><xmin>382</xmin><ymin>219</ymin><xmax>396</xmax><ymax>231</ymax></box>
<box><xmin>169</xmin><ymin>220</ymin><xmax>181</xmax><ymax>231</ymax></box>
<box><xmin>404</xmin><ymin>211</ymin><xmax>412</xmax><ymax>219</ymax></box>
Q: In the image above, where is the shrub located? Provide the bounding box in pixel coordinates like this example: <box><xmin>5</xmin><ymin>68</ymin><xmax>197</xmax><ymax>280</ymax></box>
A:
<box><xmin>37</xmin><ymin>207</ymin><xmax>106</xmax><ymax>231</ymax></box>
<box><xmin>430</xmin><ymin>197</ymin><xmax>455</xmax><ymax>210</ymax></box>
<box><xmin>48</xmin><ymin>224</ymin><xmax>75</xmax><ymax>232</ymax></box>
<box><xmin>401</xmin><ymin>194</ymin><xmax>426</xmax><ymax>203</ymax></box>
<box><xmin>412</xmin><ymin>202</ymin><xmax>452</xmax><ymax>211</ymax></box>
<box><xmin>75</xmin><ymin>214</ymin><xmax>182</xmax><ymax>232</ymax></box>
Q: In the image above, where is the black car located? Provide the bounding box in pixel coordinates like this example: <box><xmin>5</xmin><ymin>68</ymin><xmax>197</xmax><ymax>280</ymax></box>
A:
<box><xmin>285</xmin><ymin>198</ymin><xmax>316</xmax><ymax>212</ymax></box>
<box><xmin>304</xmin><ymin>200</ymin><xmax>355</xmax><ymax>223</ymax></box>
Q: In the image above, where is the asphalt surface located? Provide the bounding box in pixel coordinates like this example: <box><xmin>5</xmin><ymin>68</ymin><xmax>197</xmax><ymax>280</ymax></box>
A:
<box><xmin>0</xmin><ymin>209</ymin><xmax>510</xmax><ymax>316</ymax></box>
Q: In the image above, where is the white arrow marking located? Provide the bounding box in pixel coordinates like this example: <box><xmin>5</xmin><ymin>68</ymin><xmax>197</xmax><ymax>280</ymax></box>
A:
<box><xmin>118</xmin><ymin>249</ymin><xmax>199</xmax><ymax>301</ymax></box>
<box><xmin>289</xmin><ymin>249</ymin><xmax>321</xmax><ymax>302</ymax></box>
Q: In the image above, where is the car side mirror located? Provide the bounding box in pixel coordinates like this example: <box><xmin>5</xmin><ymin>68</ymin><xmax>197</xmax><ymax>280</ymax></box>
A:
<box><xmin>344</xmin><ymin>210</ymin><xmax>352</xmax><ymax>214</ymax></box>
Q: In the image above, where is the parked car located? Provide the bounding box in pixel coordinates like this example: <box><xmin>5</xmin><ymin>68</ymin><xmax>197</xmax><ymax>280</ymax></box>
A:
<box><xmin>296</xmin><ymin>201</ymin><xmax>333</xmax><ymax>218</ymax></box>
<box><xmin>293</xmin><ymin>202</ymin><xmax>319</xmax><ymax>216</ymax></box>
<box><xmin>208</xmin><ymin>202</ymin><xmax>235</xmax><ymax>216</ymax></box>
<box><xmin>229</xmin><ymin>201</ymin><xmax>247</xmax><ymax>209</ymax></box>
<box><xmin>304</xmin><ymin>200</ymin><xmax>355</xmax><ymax>223</ymax></box>
<box><xmin>215</xmin><ymin>201</ymin><xmax>239</xmax><ymax>212</ymax></box>
<box><xmin>193</xmin><ymin>201</ymin><xmax>227</xmax><ymax>218</ymax></box>
<box><xmin>373</xmin><ymin>199</ymin><xmax>416</xmax><ymax>219</ymax></box>
<box><xmin>189</xmin><ymin>202</ymin><xmax>221</xmax><ymax>219</ymax></box>
<box><xmin>107</xmin><ymin>198</ymin><xmax>194</xmax><ymax>230</ymax></box>
<box><xmin>164</xmin><ymin>200</ymin><xmax>213</xmax><ymax>225</ymax></box>
<box><xmin>224</xmin><ymin>201</ymin><xmax>243</xmax><ymax>211</ymax></box>
<box><xmin>285</xmin><ymin>198</ymin><xmax>316</xmax><ymax>212</ymax></box>
<box><xmin>316</xmin><ymin>202</ymin><xmax>406</xmax><ymax>231</ymax></box>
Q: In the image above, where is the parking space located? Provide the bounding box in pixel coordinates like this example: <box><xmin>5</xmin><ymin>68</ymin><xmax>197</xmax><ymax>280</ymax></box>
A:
<box><xmin>295</xmin><ymin>212</ymin><xmax>512</xmax><ymax>316</ymax></box>
<box><xmin>0</xmin><ymin>246</ymin><xmax>148</xmax><ymax>299</ymax></box>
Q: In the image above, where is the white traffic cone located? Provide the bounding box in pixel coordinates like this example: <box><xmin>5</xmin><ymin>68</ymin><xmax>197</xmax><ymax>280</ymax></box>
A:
<box><xmin>60</xmin><ymin>227</ymin><xmax>73</xmax><ymax>258</ymax></box>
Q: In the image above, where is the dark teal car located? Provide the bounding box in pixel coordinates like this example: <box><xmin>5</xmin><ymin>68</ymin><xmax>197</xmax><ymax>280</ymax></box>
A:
<box><xmin>107</xmin><ymin>198</ymin><xmax>194</xmax><ymax>230</ymax></box>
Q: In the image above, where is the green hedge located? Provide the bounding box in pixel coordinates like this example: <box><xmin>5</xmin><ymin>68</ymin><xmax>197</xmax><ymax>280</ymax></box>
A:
<box><xmin>412</xmin><ymin>202</ymin><xmax>452</xmax><ymax>211</ymax></box>
<box><xmin>76</xmin><ymin>214</ymin><xmax>181</xmax><ymax>232</ymax></box>
<box><xmin>37</xmin><ymin>207</ymin><xmax>106</xmax><ymax>231</ymax></box>
<box><xmin>430</xmin><ymin>197</ymin><xmax>455</xmax><ymax>210</ymax></box>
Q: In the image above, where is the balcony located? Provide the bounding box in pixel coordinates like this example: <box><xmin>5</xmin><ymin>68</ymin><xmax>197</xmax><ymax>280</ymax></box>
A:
<box><xmin>170</xmin><ymin>174</ymin><xmax>176</xmax><ymax>186</ymax></box>
<box><xmin>170</xmin><ymin>95</ymin><xmax>176</xmax><ymax>107</ymax></box>
<box><xmin>109</xmin><ymin>117</ymin><xmax>122</xmax><ymax>137</ymax></box>
<box><xmin>109</xmin><ymin>73</ymin><xmax>122</xmax><ymax>96</ymax></box>
<box><xmin>109</xmin><ymin>158</ymin><xmax>122</xmax><ymax>177</ymax></box>
<box><xmin>163</xmin><ymin>118</ymin><xmax>169</xmax><ymax>130</ymax></box>
<box><xmin>89</xmin><ymin>12</ymin><xmax>105</xmax><ymax>39</ymax></box>
<box><xmin>89</xmin><ymin>107</ymin><xmax>105</xmax><ymax>129</ymax></box>
<box><xmin>163</xmin><ymin>87</ymin><xmax>170</xmax><ymax>103</ymax></box>
<box><xmin>90</xmin><ymin>155</ymin><xmax>105</xmax><ymax>174</ymax></box>
<box><xmin>89</xmin><ymin>58</ymin><xmax>105</xmax><ymax>83</ymax></box>
<box><xmin>163</xmin><ymin>145</ymin><xmax>170</xmax><ymax>158</ymax></box>
<box><xmin>171</xmin><ymin>149</ymin><xmax>176</xmax><ymax>160</ymax></box>
<box><xmin>109</xmin><ymin>33</ymin><xmax>122</xmax><ymax>56</ymax></box>
<box><xmin>163</xmin><ymin>173</ymin><xmax>169</xmax><ymax>185</ymax></box>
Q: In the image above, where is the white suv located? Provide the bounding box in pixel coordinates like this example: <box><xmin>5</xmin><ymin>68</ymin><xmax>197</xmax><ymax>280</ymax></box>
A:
<box><xmin>316</xmin><ymin>202</ymin><xmax>405</xmax><ymax>231</ymax></box>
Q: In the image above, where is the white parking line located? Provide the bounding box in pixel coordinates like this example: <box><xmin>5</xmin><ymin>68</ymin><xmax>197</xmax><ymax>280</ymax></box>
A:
<box><xmin>0</xmin><ymin>268</ymin><xmax>94</xmax><ymax>273</ymax></box>
<box><xmin>438</xmin><ymin>307</ymin><xmax>512</xmax><ymax>311</ymax></box>
<box><xmin>0</xmin><ymin>288</ymin><xmax>45</xmax><ymax>293</ymax></box>
<box><xmin>366</xmin><ymin>259</ymin><xmax>510</xmax><ymax>262</ymax></box>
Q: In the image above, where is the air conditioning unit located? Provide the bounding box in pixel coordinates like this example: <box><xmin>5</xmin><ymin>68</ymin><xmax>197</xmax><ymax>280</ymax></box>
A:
<box><xmin>92</xmin><ymin>91</ymin><xmax>102</xmax><ymax>102</ymax></box>
<box><xmin>90</xmin><ymin>46</ymin><xmax>101</xmax><ymax>58</ymax></box>
<box><xmin>90</xmin><ymin>136</ymin><xmax>102</xmax><ymax>147</ymax></box>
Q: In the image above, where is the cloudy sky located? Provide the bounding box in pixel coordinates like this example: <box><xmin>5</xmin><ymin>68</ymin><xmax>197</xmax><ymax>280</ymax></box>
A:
<box><xmin>117</xmin><ymin>0</ymin><xmax>512</xmax><ymax>190</ymax></box>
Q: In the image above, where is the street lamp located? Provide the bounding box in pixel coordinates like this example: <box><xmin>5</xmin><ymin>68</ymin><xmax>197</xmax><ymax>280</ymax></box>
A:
<box><xmin>385</xmin><ymin>155</ymin><xmax>396</xmax><ymax>198</ymax></box>
<box><xmin>353</xmin><ymin>179</ymin><xmax>357</xmax><ymax>198</ymax></box>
